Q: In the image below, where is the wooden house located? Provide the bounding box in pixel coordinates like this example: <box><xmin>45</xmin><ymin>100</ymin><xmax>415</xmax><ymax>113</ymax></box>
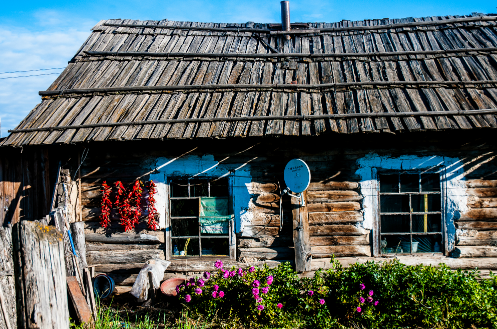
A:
<box><xmin>1</xmin><ymin>11</ymin><xmax>497</xmax><ymax>294</ymax></box>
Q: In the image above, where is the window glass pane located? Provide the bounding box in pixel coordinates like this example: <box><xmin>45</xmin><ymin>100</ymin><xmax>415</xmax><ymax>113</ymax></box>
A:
<box><xmin>421</xmin><ymin>174</ymin><xmax>440</xmax><ymax>192</ymax></box>
<box><xmin>172</xmin><ymin>218</ymin><xmax>198</xmax><ymax>236</ymax></box>
<box><xmin>191</xmin><ymin>180</ymin><xmax>209</xmax><ymax>197</ymax></box>
<box><xmin>210</xmin><ymin>179</ymin><xmax>229</xmax><ymax>197</ymax></box>
<box><xmin>412</xmin><ymin>214</ymin><xmax>442</xmax><ymax>233</ymax></box>
<box><xmin>171</xmin><ymin>180</ymin><xmax>189</xmax><ymax>197</ymax></box>
<box><xmin>171</xmin><ymin>199</ymin><xmax>199</xmax><ymax>217</ymax></box>
<box><xmin>400</xmin><ymin>174</ymin><xmax>419</xmax><ymax>192</ymax></box>
<box><xmin>380</xmin><ymin>235</ymin><xmax>409</xmax><ymax>254</ymax></box>
<box><xmin>413</xmin><ymin>235</ymin><xmax>443</xmax><ymax>253</ymax></box>
<box><xmin>172</xmin><ymin>238</ymin><xmax>199</xmax><ymax>257</ymax></box>
<box><xmin>411</xmin><ymin>194</ymin><xmax>441</xmax><ymax>212</ymax></box>
<box><xmin>379</xmin><ymin>174</ymin><xmax>398</xmax><ymax>193</ymax></box>
<box><xmin>380</xmin><ymin>195</ymin><xmax>409</xmax><ymax>213</ymax></box>
<box><xmin>202</xmin><ymin>238</ymin><xmax>229</xmax><ymax>256</ymax></box>
<box><xmin>381</xmin><ymin>215</ymin><xmax>410</xmax><ymax>233</ymax></box>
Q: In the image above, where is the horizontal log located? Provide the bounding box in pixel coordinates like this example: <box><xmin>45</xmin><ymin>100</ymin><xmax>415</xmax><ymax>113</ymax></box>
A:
<box><xmin>84</xmin><ymin>221</ymin><xmax>165</xmax><ymax>239</ymax></box>
<box><xmin>466</xmin><ymin>180</ymin><xmax>497</xmax><ymax>188</ymax></box>
<box><xmin>307</xmin><ymin>190</ymin><xmax>362</xmax><ymax>203</ymax></box>
<box><xmin>253</xmin><ymin>194</ymin><xmax>280</xmax><ymax>204</ymax></box>
<box><xmin>86</xmin><ymin>243</ymin><xmax>164</xmax><ymax>251</ymax></box>
<box><xmin>85</xmin><ymin>233</ymin><xmax>162</xmax><ymax>244</ymax></box>
<box><xmin>466</xmin><ymin>188</ymin><xmax>497</xmax><ymax>198</ymax></box>
<box><xmin>307</xmin><ymin>202</ymin><xmax>361</xmax><ymax>213</ymax></box>
<box><xmin>456</xmin><ymin>221</ymin><xmax>497</xmax><ymax>230</ymax></box>
<box><xmin>93</xmin><ymin>263</ymin><xmax>146</xmax><ymax>273</ymax></box>
<box><xmin>453</xmin><ymin>246</ymin><xmax>497</xmax><ymax>258</ymax></box>
<box><xmin>308</xmin><ymin>212</ymin><xmax>363</xmax><ymax>224</ymax></box>
<box><xmin>249</xmin><ymin>213</ymin><xmax>281</xmax><ymax>227</ymax></box>
<box><xmin>246</xmin><ymin>183</ymin><xmax>279</xmax><ymax>194</ymax></box>
<box><xmin>467</xmin><ymin>197</ymin><xmax>497</xmax><ymax>208</ymax></box>
<box><xmin>311</xmin><ymin>245</ymin><xmax>371</xmax><ymax>258</ymax></box>
<box><xmin>307</xmin><ymin>182</ymin><xmax>359</xmax><ymax>191</ymax></box>
<box><xmin>457</xmin><ymin>230</ymin><xmax>497</xmax><ymax>246</ymax></box>
<box><xmin>310</xmin><ymin>234</ymin><xmax>370</xmax><ymax>246</ymax></box>
<box><xmin>310</xmin><ymin>224</ymin><xmax>368</xmax><ymax>236</ymax></box>
<box><xmin>237</xmin><ymin>236</ymin><xmax>293</xmax><ymax>248</ymax></box>
<box><xmin>87</xmin><ymin>250</ymin><xmax>164</xmax><ymax>265</ymax></box>
<box><xmin>241</xmin><ymin>226</ymin><xmax>280</xmax><ymax>237</ymax></box>
<box><xmin>166</xmin><ymin>259</ymin><xmax>292</xmax><ymax>272</ymax></box>
<box><xmin>310</xmin><ymin>256</ymin><xmax>497</xmax><ymax>270</ymax></box>
<box><xmin>458</xmin><ymin>208</ymin><xmax>497</xmax><ymax>221</ymax></box>
<box><xmin>238</xmin><ymin>247</ymin><xmax>294</xmax><ymax>260</ymax></box>
<box><xmin>114</xmin><ymin>286</ymin><xmax>132</xmax><ymax>295</ymax></box>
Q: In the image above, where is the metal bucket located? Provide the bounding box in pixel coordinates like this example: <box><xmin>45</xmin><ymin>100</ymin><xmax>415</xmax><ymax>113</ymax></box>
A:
<box><xmin>93</xmin><ymin>274</ymin><xmax>115</xmax><ymax>299</ymax></box>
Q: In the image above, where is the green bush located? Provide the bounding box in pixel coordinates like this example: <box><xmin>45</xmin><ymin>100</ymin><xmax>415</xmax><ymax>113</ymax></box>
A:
<box><xmin>177</xmin><ymin>258</ymin><xmax>497</xmax><ymax>328</ymax></box>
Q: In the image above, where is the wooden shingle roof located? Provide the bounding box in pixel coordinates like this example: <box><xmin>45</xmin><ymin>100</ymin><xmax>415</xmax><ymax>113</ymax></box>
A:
<box><xmin>4</xmin><ymin>13</ymin><xmax>497</xmax><ymax>146</ymax></box>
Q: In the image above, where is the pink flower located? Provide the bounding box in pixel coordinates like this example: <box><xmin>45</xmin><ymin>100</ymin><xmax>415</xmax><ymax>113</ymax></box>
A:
<box><xmin>189</xmin><ymin>278</ymin><xmax>195</xmax><ymax>284</ymax></box>
<box><xmin>175</xmin><ymin>285</ymin><xmax>180</xmax><ymax>293</ymax></box>
<box><xmin>229</xmin><ymin>271</ymin><xmax>236</xmax><ymax>277</ymax></box>
<box><xmin>319</xmin><ymin>299</ymin><xmax>325</xmax><ymax>305</ymax></box>
<box><xmin>357</xmin><ymin>307</ymin><xmax>362</xmax><ymax>313</ymax></box>
<box><xmin>308</xmin><ymin>290</ymin><xmax>314</xmax><ymax>296</ymax></box>
<box><xmin>223</xmin><ymin>271</ymin><xmax>230</xmax><ymax>279</ymax></box>
<box><xmin>249</xmin><ymin>266</ymin><xmax>255</xmax><ymax>273</ymax></box>
<box><xmin>252</xmin><ymin>288</ymin><xmax>260</xmax><ymax>295</ymax></box>
<box><xmin>197</xmin><ymin>279</ymin><xmax>205</xmax><ymax>287</ymax></box>
<box><xmin>277</xmin><ymin>303</ymin><xmax>283</xmax><ymax>309</ymax></box>
<box><xmin>367</xmin><ymin>296</ymin><xmax>373</xmax><ymax>303</ymax></box>
<box><xmin>261</xmin><ymin>287</ymin><xmax>269</xmax><ymax>294</ymax></box>
<box><xmin>238</xmin><ymin>268</ymin><xmax>244</xmax><ymax>276</ymax></box>
<box><xmin>256</xmin><ymin>297</ymin><xmax>263</xmax><ymax>303</ymax></box>
<box><xmin>359</xmin><ymin>297</ymin><xmax>365</xmax><ymax>303</ymax></box>
<box><xmin>194</xmin><ymin>288</ymin><xmax>202</xmax><ymax>295</ymax></box>
<box><xmin>185</xmin><ymin>294</ymin><xmax>191</xmax><ymax>302</ymax></box>
<box><xmin>369</xmin><ymin>290</ymin><xmax>374</xmax><ymax>296</ymax></box>
<box><xmin>213</xmin><ymin>284</ymin><xmax>219</xmax><ymax>291</ymax></box>
<box><xmin>254</xmin><ymin>294</ymin><xmax>260</xmax><ymax>300</ymax></box>
<box><xmin>212</xmin><ymin>291</ymin><xmax>217</xmax><ymax>298</ymax></box>
<box><xmin>374</xmin><ymin>300</ymin><xmax>379</xmax><ymax>306</ymax></box>
<box><xmin>214</xmin><ymin>259</ymin><xmax>223</xmax><ymax>269</ymax></box>
<box><xmin>218</xmin><ymin>291</ymin><xmax>225</xmax><ymax>298</ymax></box>
<box><xmin>203</xmin><ymin>272</ymin><xmax>211</xmax><ymax>279</ymax></box>
<box><xmin>252</xmin><ymin>280</ymin><xmax>260</xmax><ymax>288</ymax></box>
<box><xmin>257</xmin><ymin>304</ymin><xmax>264</xmax><ymax>311</ymax></box>
<box><xmin>266</xmin><ymin>276</ymin><xmax>273</xmax><ymax>285</ymax></box>
<box><xmin>359</xmin><ymin>283</ymin><xmax>365</xmax><ymax>290</ymax></box>
<box><xmin>186</xmin><ymin>282</ymin><xmax>191</xmax><ymax>287</ymax></box>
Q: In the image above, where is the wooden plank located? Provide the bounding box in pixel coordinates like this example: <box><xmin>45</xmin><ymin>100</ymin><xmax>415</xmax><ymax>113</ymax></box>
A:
<box><xmin>238</xmin><ymin>247</ymin><xmax>294</xmax><ymax>260</ymax></box>
<box><xmin>237</xmin><ymin>235</ymin><xmax>293</xmax><ymax>248</ymax></box>
<box><xmin>307</xmin><ymin>190</ymin><xmax>362</xmax><ymax>203</ymax></box>
<box><xmin>310</xmin><ymin>234</ymin><xmax>370</xmax><ymax>246</ymax></box>
<box><xmin>466</xmin><ymin>188</ymin><xmax>497</xmax><ymax>197</ymax></box>
<box><xmin>311</xmin><ymin>256</ymin><xmax>497</xmax><ymax>270</ymax></box>
<box><xmin>241</xmin><ymin>226</ymin><xmax>279</xmax><ymax>237</ymax></box>
<box><xmin>454</xmin><ymin>246</ymin><xmax>497</xmax><ymax>258</ymax></box>
<box><xmin>87</xmin><ymin>250</ymin><xmax>164</xmax><ymax>265</ymax></box>
<box><xmin>309</xmin><ymin>224</ymin><xmax>368</xmax><ymax>236</ymax></box>
<box><xmin>67</xmin><ymin>276</ymin><xmax>92</xmax><ymax>324</ymax></box>
<box><xmin>467</xmin><ymin>197</ymin><xmax>497</xmax><ymax>208</ymax></box>
<box><xmin>86</xmin><ymin>243</ymin><xmax>163</xmax><ymax>251</ymax></box>
<box><xmin>292</xmin><ymin>191</ymin><xmax>311</xmax><ymax>272</ymax></box>
<box><xmin>458</xmin><ymin>208</ymin><xmax>497</xmax><ymax>221</ymax></box>
<box><xmin>457</xmin><ymin>230</ymin><xmax>497</xmax><ymax>246</ymax></box>
<box><xmin>308</xmin><ymin>212</ymin><xmax>363</xmax><ymax>224</ymax></box>
<box><xmin>311</xmin><ymin>245</ymin><xmax>371</xmax><ymax>258</ymax></box>
<box><xmin>307</xmin><ymin>202</ymin><xmax>361</xmax><ymax>213</ymax></box>
<box><xmin>86</xmin><ymin>232</ymin><xmax>161</xmax><ymax>244</ymax></box>
<box><xmin>456</xmin><ymin>221</ymin><xmax>497</xmax><ymax>230</ymax></box>
<box><xmin>307</xmin><ymin>181</ymin><xmax>359</xmax><ymax>191</ymax></box>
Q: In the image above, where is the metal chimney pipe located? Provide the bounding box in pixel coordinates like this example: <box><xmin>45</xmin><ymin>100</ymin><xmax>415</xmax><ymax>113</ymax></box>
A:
<box><xmin>281</xmin><ymin>1</ymin><xmax>291</xmax><ymax>40</ymax></box>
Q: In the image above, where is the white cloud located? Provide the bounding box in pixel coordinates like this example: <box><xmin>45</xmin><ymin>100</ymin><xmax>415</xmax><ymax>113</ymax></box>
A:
<box><xmin>0</xmin><ymin>24</ymin><xmax>92</xmax><ymax>136</ymax></box>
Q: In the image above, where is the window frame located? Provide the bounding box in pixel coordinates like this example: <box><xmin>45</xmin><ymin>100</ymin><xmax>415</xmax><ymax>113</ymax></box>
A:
<box><xmin>165</xmin><ymin>176</ymin><xmax>236</xmax><ymax>260</ymax></box>
<box><xmin>372</xmin><ymin>168</ymin><xmax>448</xmax><ymax>257</ymax></box>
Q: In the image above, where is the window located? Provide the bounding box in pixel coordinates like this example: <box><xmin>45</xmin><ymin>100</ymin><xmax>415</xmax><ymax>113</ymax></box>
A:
<box><xmin>169</xmin><ymin>178</ymin><xmax>234</xmax><ymax>258</ymax></box>
<box><xmin>379</xmin><ymin>172</ymin><xmax>443</xmax><ymax>254</ymax></box>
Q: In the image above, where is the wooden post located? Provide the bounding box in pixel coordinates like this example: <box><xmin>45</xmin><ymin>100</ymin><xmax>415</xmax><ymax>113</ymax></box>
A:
<box><xmin>13</xmin><ymin>220</ymin><xmax>69</xmax><ymax>329</ymax></box>
<box><xmin>291</xmin><ymin>191</ymin><xmax>311</xmax><ymax>272</ymax></box>
<box><xmin>0</xmin><ymin>226</ymin><xmax>16</xmax><ymax>329</ymax></box>
<box><xmin>71</xmin><ymin>222</ymin><xmax>88</xmax><ymax>269</ymax></box>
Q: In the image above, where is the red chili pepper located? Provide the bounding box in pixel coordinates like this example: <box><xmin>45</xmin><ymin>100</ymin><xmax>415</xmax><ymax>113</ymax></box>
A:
<box><xmin>146</xmin><ymin>181</ymin><xmax>159</xmax><ymax>231</ymax></box>
<box><xmin>99</xmin><ymin>181</ymin><xmax>112</xmax><ymax>228</ymax></box>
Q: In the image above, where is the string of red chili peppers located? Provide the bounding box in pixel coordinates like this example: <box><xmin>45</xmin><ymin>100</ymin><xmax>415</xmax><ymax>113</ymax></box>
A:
<box><xmin>100</xmin><ymin>180</ymin><xmax>159</xmax><ymax>232</ymax></box>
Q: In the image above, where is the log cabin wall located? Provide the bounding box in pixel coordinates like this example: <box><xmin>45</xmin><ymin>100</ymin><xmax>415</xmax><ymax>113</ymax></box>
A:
<box><xmin>73</xmin><ymin>131</ymin><xmax>497</xmax><ymax>292</ymax></box>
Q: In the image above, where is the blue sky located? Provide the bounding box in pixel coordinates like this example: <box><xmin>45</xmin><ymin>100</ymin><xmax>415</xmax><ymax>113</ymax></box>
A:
<box><xmin>0</xmin><ymin>0</ymin><xmax>495</xmax><ymax>136</ymax></box>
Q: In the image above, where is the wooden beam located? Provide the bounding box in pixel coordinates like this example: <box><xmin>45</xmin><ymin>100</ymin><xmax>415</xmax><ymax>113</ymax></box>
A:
<box><xmin>307</xmin><ymin>202</ymin><xmax>361</xmax><ymax>213</ymax></box>
<box><xmin>85</xmin><ymin>233</ymin><xmax>161</xmax><ymax>244</ymax></box>
<box><xmin>86</xmin><ymin>250</ymin><xmax>165</xmax><ymax>265</ymax></box>
<box><xmin>309</xmin><ymin>224</ymin><xmax>368</xmax><ymax>236</ymax></box>
<box><xmin>292</xmin><ymin>191</ymin><xmax>311</xmax><ymax>272</ymax></box>
<box><xmin>311</xmin><ymin>245</ymin><xmax>371</xmax><ymax>258</ymax></box>
<box><xmin>67</xmin><ymin>276</ymin><xmax>92</xmax><ymax>324</ymax></box>
<box><xmin>456</xmin><ymin>221</ymin><xmax>497</xmax><ymax>230</ymax></box>
<box><xmin>308</xmin><ymin>211</ymin><xmax>363</xmax><ymax>224</ymax></box>
<box><xmin>454</xmin><ymin>246</ymin><xmax>497</xmax><ymax>258</ymax></box>
<box><xmin>307</xmin><ymin>190</ymin><xmax>362</xmax><ymax>203</ymax></box>
<box><xmin>310</xmin><ymin>234</ymin><xmax>370</xmax><ymax>246</ymax></box>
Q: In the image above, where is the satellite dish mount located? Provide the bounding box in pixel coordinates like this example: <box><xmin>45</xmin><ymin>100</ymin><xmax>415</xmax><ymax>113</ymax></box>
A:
<box><xmin>279</xmin><ymin>159</ymin><xmax>311</xmax><ymax>230</ymax></box>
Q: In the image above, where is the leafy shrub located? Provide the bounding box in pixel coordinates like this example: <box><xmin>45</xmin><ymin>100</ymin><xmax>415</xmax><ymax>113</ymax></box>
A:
<box><xmin>177</xmin><ymin>258</ymin><xmax>497</xmax><ymax>329</ymax></box>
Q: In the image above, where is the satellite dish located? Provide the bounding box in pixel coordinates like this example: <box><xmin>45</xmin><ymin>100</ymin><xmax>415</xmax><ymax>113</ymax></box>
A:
<box><xmin>284</xmin><ymin>159</ymin><xmax>311</xmax><ymax>193</ymax></box>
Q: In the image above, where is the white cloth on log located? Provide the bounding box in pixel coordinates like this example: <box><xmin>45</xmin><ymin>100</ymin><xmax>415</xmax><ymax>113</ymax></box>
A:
<box><xmin>130</xmin><ymin>259</ymin><xmax>170</xmax><ymax>301</ymax></box>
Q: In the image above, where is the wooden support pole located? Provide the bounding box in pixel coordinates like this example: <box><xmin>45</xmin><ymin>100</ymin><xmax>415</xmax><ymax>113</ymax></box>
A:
<box><xmin>291</xmin><ymin>191</ymin><xmax>311</xmax><ymax>272</ymax></box>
